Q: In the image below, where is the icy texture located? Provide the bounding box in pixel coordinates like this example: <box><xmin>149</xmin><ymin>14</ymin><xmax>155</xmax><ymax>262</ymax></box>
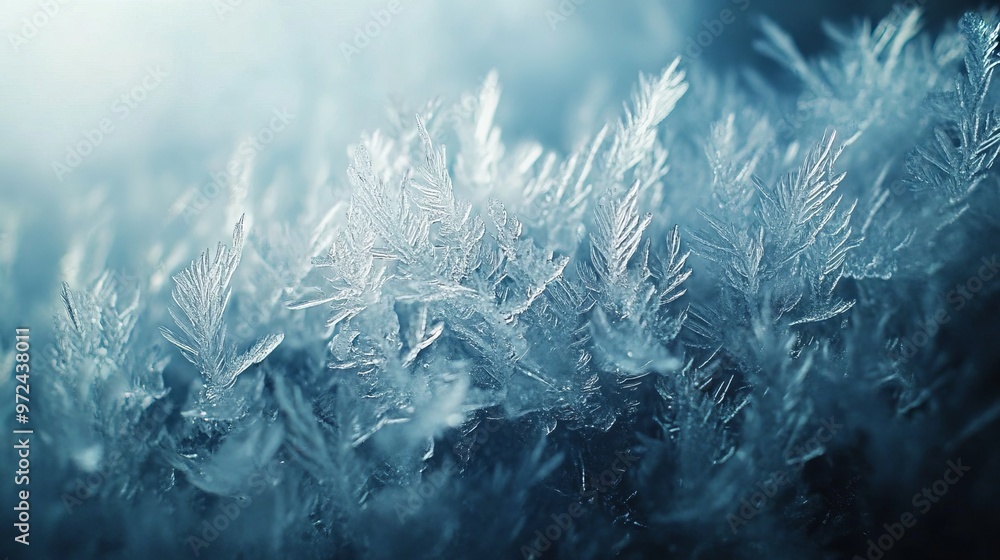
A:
<box><xmin>15</xmin><ymin>6</ymin><xmax>1000</xmax><ymax>560</ymax></box>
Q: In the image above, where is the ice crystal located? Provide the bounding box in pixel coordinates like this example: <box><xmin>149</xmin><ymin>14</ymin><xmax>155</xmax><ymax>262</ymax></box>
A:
<box><xmin>19</xmin><ymin>5</ymin><xmax>1000</xmax><ymax>559</ymax></box>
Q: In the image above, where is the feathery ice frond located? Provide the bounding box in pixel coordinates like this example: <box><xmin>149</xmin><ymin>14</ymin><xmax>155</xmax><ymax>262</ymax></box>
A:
<box><xmin>756</xmin><ymin>130</ymin><xmax>848</xmax><ymax>267</ymax></box>
<box><xmin>587</xmin><ymin>180</ymin><xmax>652</xmax><ymax>295</ymax></box>
<box><xmin>161</xmin><ymin>214</ymin><xmax>284</xmax><ymax>413</ymax></box>
<box><xmin>907</xmin><ymin>12</ymin><xmax>1000</xmax><ymax>213</ymax></box>
<box><xmin>50</xmin><ymin>271</ymin><xmax>168</xmax><ymax>484</ymax></box>
<box><xmin>454</xmin><ymin>70</ymin><xmax>504</xmax><ymax>197</ymax></box>
<box><xmin>652</xmin><ymin>225</ymin><xmax>692</xmax><ymax>341</ymax></box>
<box><xmin>415</xmin><ymin>118</ymin><xmax>487</xmax><ymax>281</ymax></box>
<box><xmin>288</xmin><ymin>206</ymin><xmax>387</xmax><ymax>328</ymax></box>
<box><xmin>694</xmin><ymin>130</ymin><xmax>858</xmax><ymax>333</ymax></box>
<box><xmin>488</xmin><ymin>199</ymin><xmax>569</xmax><ymax>322</ymax></box>
<box><xmin>518</xmin><ymin>126</ymin><xmax>606</xmax><ymax>252</ymax></box>
<box><xmin>604</xmin><ymin>58</ymin><xmax>687</xmax><ymax>184</ymax></box>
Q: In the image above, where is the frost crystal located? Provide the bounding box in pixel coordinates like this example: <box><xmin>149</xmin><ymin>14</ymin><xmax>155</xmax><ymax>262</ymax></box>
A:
<box><xmin>161</xmin><ymin>215</ymin><xmax>284</xmax><ymax>414</ymax></box>
<box><xmin>28</xmin><ymin>6</ymin><xmax>1000</xmax><ymax>559</ymax></box>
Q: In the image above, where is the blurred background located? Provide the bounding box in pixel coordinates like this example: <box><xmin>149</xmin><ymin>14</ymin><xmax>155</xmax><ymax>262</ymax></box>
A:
<box><xmin>0</xmin><ymin>0</ymin><xmax>985</xmax><ymax>333</ymax></box>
